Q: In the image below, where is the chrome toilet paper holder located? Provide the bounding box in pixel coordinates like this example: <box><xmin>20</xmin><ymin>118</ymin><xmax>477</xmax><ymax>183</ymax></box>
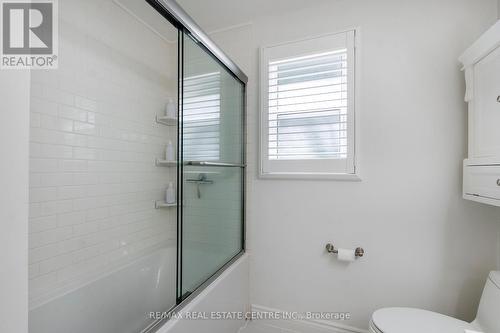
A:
<box><xmin>325</xmin><ymin>243</ymin><xmax>365</xmax><ymax>258</ymax></box>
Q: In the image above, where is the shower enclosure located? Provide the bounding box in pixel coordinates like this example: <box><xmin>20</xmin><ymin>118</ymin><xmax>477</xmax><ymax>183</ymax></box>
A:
<box><xmin>179</xmin><ymin>32</ymin><xmax>245</xmax><ymax>302</ymax></box>
<box><xmin>28</xmin><ymin>0</ymin><xmax>246</xmax><ymax>332</ymax></box>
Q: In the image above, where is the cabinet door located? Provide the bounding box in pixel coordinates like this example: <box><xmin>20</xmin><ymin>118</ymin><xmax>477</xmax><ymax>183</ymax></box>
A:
<box><xmin>473</xmin><ymin>46</ymin><xmax>500</xmax><ymax>158</ymax></box>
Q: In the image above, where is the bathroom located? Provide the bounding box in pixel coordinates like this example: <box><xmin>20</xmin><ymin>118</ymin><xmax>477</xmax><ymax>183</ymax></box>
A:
<box><xmin>1</xmin><ymin>0</ymin><xmax>500</xmax><ymax>332</ymax></box>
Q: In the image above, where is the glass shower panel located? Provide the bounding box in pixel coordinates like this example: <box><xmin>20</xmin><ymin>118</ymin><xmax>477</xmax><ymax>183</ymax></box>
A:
<box><xmin>28</xmin><ymin>1</ymin><xmax>179</xmax><ymax>332</ymax></box>
<box><xmin>179</xmin><ymin>33</ymin><xmax>244</xmax><ymax>299</ymax></box>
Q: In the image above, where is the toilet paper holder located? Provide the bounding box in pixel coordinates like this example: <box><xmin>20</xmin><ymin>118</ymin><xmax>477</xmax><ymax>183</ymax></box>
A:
<box><xmin>325</xmin><ymin>243</ymin><xmax>365</xmax><ymax>258</ymax></box>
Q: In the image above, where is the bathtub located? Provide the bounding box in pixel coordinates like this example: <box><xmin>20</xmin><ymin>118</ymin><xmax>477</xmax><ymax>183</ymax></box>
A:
<box><xmin>29</xmin><ymin>247</ymin><xmax>176</xmax><ymax>333</ymax></box>
<box><xmin>29</xmin><ymin>247</ymin><xmax>249</xmax><ymax>333</ymax></box>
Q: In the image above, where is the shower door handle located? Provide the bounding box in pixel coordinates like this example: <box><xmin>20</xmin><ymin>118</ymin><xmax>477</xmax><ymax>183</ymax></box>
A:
<box><xmin>186</xmin><ymin>173</ymin><xmax>214</xmax><ymax>198</ymax></box>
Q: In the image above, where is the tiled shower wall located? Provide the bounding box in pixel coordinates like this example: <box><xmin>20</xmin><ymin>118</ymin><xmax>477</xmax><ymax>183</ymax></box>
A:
<box><xmin>28</xmin><ymin>0</ymin><xmax>177</xmax><ymax>305</ymax></box>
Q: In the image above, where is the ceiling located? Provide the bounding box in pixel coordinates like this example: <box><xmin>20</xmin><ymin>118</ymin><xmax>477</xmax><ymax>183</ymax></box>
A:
<box><xmin>114</xmin><ymin>0</ymin><xmax>178</xmax><ymax>42</ymax></box>
<box><xmin>113</xmin><ymin>0</ymin><xmax>332</xmax><ymax>43</ymax></box>
<box><xmin>176</xmin><ymin>0</ymin><xmax>331</xmax><ymax>32</ymax></box>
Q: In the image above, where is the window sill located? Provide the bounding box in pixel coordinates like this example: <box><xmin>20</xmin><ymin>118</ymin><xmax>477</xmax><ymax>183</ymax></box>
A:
<box><xmin>258</xmin><ymin>172</ymin><xmax>361</xmax><ymax>181</ymax></box>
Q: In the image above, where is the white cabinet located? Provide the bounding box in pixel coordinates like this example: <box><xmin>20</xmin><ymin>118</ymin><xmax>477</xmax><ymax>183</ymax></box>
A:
<box><xmin>473</xmin><ymin>46</ymin><xmax>500</xmax><ymax>158</ymax></box>
<box><xmin>460</xmin><ymin>20</ymin><xmax>500</xmax><ymax>206</ymax></box>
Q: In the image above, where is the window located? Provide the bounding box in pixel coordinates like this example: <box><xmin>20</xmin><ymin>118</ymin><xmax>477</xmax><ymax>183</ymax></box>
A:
<box><xmin>183</xmin><ymin>72</ymin><xmax>221</xmax><ymax>161</ymax></box>
<box><xmin>260</xmin><ymin>31</ymin><xmax>357</xmax><ymax>178</ymax></box>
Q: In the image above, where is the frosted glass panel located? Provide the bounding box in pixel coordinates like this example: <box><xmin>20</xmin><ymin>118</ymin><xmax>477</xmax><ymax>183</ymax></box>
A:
<box><xmin>180</xmin><ymin>33</ymin><xmax>244</xmax><ymax>298</ymax></box>
<box><xmin>182</xmin><ymin>34</ymin><xmax>244</xmax><ymax>165</ymax></box>
<box><xmin>181</xmin><ymin>166</ymin><xmax>243</xmax><ymax>294</ymax></box>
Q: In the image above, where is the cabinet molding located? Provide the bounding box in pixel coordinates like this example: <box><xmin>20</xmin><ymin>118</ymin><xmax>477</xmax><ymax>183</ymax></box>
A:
<box><xmin>459</xmin><ymin>21</ymin><xmax>500</xmax><ymax>68</ymax></box>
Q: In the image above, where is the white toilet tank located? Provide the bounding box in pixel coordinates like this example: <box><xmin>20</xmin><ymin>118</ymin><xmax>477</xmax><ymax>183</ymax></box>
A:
<box><xmin>473</xmin><ymin>271</ymin><xmax>500</xmax><ymax>333</ymax></box>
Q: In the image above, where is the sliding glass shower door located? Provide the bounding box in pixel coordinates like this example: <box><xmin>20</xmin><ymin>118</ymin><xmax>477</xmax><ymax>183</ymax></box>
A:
<box><xmin>178</xmin><ymin>32</ymin><xmax>245</xmax><ymax>300</ymax></box>
<box><xmin>27</xmin><ymin>1</ymin><xmax>245</xmax><ymax>332</ymax></box>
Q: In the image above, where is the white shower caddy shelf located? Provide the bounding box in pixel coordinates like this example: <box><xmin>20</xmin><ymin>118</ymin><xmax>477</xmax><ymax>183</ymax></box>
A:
<box><xmin>155</xmin><ymin>201</ymin><xmax>177</xmax><ymax>209</ymax></box>
<box><xmin>155</xmin><ymin>159</ymin><xmax>177</xmax><ymax>167</ymax></box>
<box><xmin>155</xmin><ymin>114</ymin><xmax>177</xmax><ymax>209</ymax></box>
<box><xmin>155</xmin><ymin>115</ymin><xmax>177</xmax><ymax>126</ymax></box>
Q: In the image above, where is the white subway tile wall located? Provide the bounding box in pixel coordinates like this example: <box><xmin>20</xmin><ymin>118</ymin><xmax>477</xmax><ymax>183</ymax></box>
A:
<box><xmin>28</xmin><ymin>0</ymin><xmax>178</xmax><ymax>305</ymax></box>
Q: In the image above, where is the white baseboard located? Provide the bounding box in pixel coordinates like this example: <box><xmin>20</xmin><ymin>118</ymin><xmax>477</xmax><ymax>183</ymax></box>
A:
<box><xmin>249</xmin><ymin>304</ymin><xmax>369</xmax><ymax>333</ymax></box>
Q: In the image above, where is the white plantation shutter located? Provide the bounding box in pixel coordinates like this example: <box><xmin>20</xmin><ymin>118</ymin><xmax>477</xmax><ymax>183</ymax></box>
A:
<box><xmin>268</xmin><ymin>50</ymin><xmax>347</xmax><ymax>160</ymax></box>
<box><xmin>260</xmin><ymin>31</ymin><xmax>356</xmax><ymax>177</ymax></box>
<box><xmin>183</xmin><ymin>72</ymin><xmax>221</xmax><ymax>161</ymax></box>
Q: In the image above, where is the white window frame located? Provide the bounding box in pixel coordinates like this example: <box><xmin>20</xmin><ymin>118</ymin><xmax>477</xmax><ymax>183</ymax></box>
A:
<box><xmin>259</xmin><ymin>29</ymin><xmax>359</xmax><ymax>180</ymax></box>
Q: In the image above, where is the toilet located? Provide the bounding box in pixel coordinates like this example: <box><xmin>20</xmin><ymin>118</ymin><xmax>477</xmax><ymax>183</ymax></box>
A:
<box><xmin>369</xmin><ymin>271</ymin><xmax>500</xmax><ymax>333</ymax></box>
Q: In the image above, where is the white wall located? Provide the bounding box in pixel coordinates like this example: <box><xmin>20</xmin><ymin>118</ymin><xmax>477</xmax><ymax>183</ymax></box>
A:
<box><xmin>207</xmin><ymin>0</ymin><xmax>500</xmax><ymax>330</ymax></box>
<box><xmin>0</xmin><ymin>70</ymin><xmax>30</xmax><ymax>333</ymax></box>
<box><xmin>28</xmin><ymin>0</ymin><xmax>178</xmax><ymax>307</ymax></box>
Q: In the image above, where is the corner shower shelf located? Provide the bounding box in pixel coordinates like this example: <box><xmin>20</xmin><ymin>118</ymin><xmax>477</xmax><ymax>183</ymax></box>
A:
<box><xmin>155</xmin><ymin>159</ymin><xmax>177</xmax><ymax>167</ymax></box>
<box><xmin>155</xmin><ymin>115</ymin><xmax>177</xmax><ymax>126</ymax></box>
<box><xmin>155</xmin><ymin>201</ymin><xmax>177</xmax><ymax>209</ymax></box>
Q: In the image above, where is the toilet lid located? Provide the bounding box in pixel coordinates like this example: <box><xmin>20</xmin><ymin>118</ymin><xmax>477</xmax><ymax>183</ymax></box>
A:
<box><xmin>371</xmin><ymin>308</ymin><xmax>473</xmax><ymax>333</ymax></box>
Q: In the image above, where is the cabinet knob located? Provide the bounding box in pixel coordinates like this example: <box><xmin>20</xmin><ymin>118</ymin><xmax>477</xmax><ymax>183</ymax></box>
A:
<box><xmin>497</xmin><ymin>95</ymin><xmax>500</xmax><ymax>103</ymax></box>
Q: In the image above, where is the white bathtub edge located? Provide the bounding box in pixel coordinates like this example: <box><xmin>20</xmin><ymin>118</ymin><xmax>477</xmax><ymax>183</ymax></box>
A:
<box><xmin>156</xmin><ymin>253</ymin><xmax>249</xmax><ymax>333</ymax></box>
